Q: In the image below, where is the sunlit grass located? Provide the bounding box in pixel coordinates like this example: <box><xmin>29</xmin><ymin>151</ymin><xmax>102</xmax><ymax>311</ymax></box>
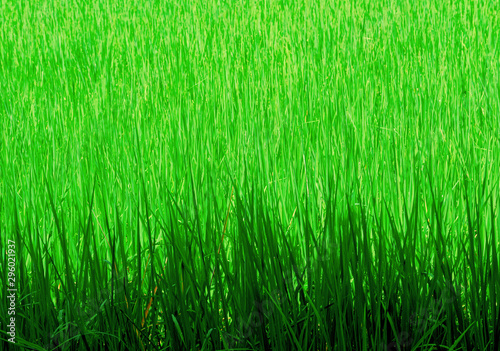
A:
<box><xmin>1</xmin><ymin>0</ymin><xmax>499</xmax><ymax>350</ymax></box>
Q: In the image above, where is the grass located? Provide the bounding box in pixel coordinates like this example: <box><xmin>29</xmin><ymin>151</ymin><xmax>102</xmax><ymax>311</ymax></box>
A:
<box><xmin>0</xmin><ymin>0</ymin><xmax>499</xmax><ymax>349</ymax></box>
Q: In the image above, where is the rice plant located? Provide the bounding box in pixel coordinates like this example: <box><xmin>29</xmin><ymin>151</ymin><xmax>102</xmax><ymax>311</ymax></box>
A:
<box><xmin>1</xmin><ymin>0</ymin><xmax>499</xmax><ymax>350</ymax></box>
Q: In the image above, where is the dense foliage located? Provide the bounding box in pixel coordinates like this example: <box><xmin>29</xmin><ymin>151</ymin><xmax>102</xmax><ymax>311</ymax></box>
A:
<box><xmin>1</xmin><ymin>0</ymin><xmax>499</xmax><ymax>349</ymax></box>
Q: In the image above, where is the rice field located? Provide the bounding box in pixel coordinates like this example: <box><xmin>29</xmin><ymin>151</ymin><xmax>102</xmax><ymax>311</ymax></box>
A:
<box><xmin>1</xmin><ymin>0</ymin><xmax>500</xmax><ymax>350</ymax></box>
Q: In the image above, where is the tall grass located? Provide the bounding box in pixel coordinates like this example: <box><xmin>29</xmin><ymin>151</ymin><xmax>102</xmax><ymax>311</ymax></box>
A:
<box><xmin>1</xmin><ymin>0</ymin><xmax>499</xmax><ymax>349</ymax></box>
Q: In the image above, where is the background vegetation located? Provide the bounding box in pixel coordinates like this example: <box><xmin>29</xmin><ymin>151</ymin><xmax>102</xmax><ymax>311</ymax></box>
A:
<box><xmin>1</xmin><ymin>0</ymin><xmax>499</xmax><ymax>349</ymax></box>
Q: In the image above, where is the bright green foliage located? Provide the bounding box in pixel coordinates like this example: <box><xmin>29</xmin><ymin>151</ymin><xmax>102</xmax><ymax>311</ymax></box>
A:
<box><xmin>1</xmin><ymin>0</ymin><xmax>499</xmax><ymax>350</ymax></box>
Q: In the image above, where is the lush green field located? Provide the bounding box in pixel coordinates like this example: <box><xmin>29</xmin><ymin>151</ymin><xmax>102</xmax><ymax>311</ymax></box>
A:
<box><xmin>1</xmin><ymin>0</ymin><xmax>499</xmax><ymax>349</ymax></box>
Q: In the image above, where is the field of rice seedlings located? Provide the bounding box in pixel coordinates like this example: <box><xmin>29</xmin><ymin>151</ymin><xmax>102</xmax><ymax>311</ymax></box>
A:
<box><xmin>1</xmin><ymin>0</ymin><xmax>499</xmax><ymax>350</ymax></box>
